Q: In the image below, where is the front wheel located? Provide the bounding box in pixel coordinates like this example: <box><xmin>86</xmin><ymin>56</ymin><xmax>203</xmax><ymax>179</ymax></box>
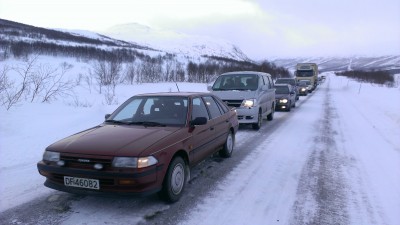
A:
<box><xmin>267</xmin><ymin>105</ymin><xmax>274</xmax><ymax>121</ymax></box>
<box><xmin>252</xmin><ymin>111</ymin><xmax>262</xmax><ymax>130</ymax></box>
<box><xmin>159</xmin><ymin>157</ymin><xmax>187</xmax><ymax>203</ymax></box>
<box><xmin>219</xmin><ymin>131</ymin><xmax>234</xmax><ymax>158</ymax></box>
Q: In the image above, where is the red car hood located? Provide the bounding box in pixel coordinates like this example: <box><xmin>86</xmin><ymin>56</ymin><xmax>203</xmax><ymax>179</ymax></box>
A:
<box><xmin>47</xmin><ymin>124</ymin><xmax>182</xmax><ymax>156</ymax></box>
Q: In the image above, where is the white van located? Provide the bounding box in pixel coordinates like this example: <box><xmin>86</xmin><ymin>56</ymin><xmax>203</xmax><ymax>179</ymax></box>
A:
<box><xmin>208</xmin><ymin>71</ymin><xmax>275</xmax><ymax>130</ymax></box>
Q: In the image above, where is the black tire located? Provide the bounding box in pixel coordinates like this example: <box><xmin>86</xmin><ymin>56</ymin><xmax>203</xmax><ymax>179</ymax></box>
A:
<box><xmin>252</xmin><ymin>110</ymin><xmax>262</xmax><ymax>130</ymax></box>
<box><xmin>287</xmin><ymin>102</ymin><xmax>291</xmax><ymax>112</ymax></box>
<box><xmin>267</xmin><ymin>104</ymin><xmax>274</xmax><ymax>121</ymax></box>
<box><xmin>159</xmin><ymin>157</ymin><xmax>187</xmax><ymax>203</ymax></box>
<box><xmin>293</xmin><ymin>100</ymin><xmax>296</xmax><ymax>108</ymax></box>
<box><xmin>219</xmin><ymin>131</ymin><xmax>234</xmax><ymax>158</ymax></box>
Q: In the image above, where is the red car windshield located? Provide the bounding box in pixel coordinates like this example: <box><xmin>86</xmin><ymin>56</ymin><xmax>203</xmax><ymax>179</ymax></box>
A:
<box><xmin>108</xmin><ymin>96</ymin><xmax>189</xmax><ymax>126</ymax></box>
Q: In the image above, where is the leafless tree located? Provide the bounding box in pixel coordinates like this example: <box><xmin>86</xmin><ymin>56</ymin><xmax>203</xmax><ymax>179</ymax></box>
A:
<box><xmin>124</xmin><ymin>62</ymin><xmax>136</xmax><ymax>84</ymax></box>
<box><xmin>83</xmin><ymin>74</ymin><xmax>94</xmax><ymax>93</ymax></box>
<box><xmin>164</xmin><ymin>59</ymin><xmax>174</xmax><ymax>82</ymax></box>
<box><xmin>0</xmin><ymin>65</ymin><xmax>13</xmax><ymax>108</ymax></box>
<box><xmin>12</xmin><ymin>55</ymin><xmax>38</xmax><ymax>101</ymax></box>
<box><xmin>140</xmin><ymin>58</ymin><xmax>163</xmax><ymax>83</ymax></box>
<box><xmin>41</xmin><ymin>62</ymin><xmax>74</xmax><ymax>103</ymax></box>
<box><xmin>92</xmin><ymin>59</ymin><xmax>122</xmax><ymax>93</ymax></box>
<box><xmin>176</xmin><ymin>61</ymin><xmax>186</xmax><ymax>82</ymax></box>
<box><xmin>29</xmin><ymin>63</ymin><xmax>58</xmax><ymax>102</ymax></box>
<box><xmin>1</xmin><ymin>56</ymin><xmax>37</xmax><ymax>109</ymax></box>
<box><xmin>0</xmin><ymin>65</ymin><xmax>10</xmax><ymax>95</ymax></box>
<box><xmin>103</xmin><ymin>85</ymin><xmax>118</xmax><ymax>105</ymax></box>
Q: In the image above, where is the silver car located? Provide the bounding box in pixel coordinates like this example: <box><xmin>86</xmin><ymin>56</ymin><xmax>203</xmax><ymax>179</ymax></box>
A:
<box><xmin>208</xmin><ymin>71</ymin><xmax>275</xmax><ymax>130</ymax></box>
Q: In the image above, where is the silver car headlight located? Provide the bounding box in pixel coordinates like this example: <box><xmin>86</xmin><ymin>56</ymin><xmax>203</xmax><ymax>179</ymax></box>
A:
<box><xmin>241</xmin><ymin>99</ymin><xmax>256</xmax><ymax>107</ymax></box>
<box><xmin>279</xmin><ymin>99</ymin><xmax>288</xmax><ymax>103</ymax></box>
<box><xmin>43</xmin><ymin>151</ymin><xmax>60</xmax><ymax>162</ymax></box>
<box><xmin>112</xmin><ymin>156</ymin><xmax>158</xmax><ymax>168</ymax></box>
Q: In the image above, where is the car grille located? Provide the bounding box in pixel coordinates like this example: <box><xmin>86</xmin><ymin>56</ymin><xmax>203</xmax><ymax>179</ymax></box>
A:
<box><xmin>60</xmin><ymin>153</ymin><xmax>113</xmax><ymax>170</ymax></box>
<box><xmin>222</xmin><ymin>100</ymin><xmax>242</xmax><ymax>108</ymax></box>
<box><xmin>48</xmin><ymin>154</ymin><xmax>121</xmax><ymax>189</ymax></box>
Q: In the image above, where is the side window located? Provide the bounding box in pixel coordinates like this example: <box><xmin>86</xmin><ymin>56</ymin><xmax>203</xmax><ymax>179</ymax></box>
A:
<box><xmin>203</xmin><ymin>96</ymin><xmax>223</xmax><ymax>119</ymax></box>
<box><xmin>191</xmin><ymin>97</ymin><xmax>210</xmax><ymax>120</ymax></box>
<box><xmin>267</xmin><ymin>76</ymin><xmax>273</xmax><ymax>89</ymax></box>
<box><xmin>261</xmin><ymin>75</ymin><xmax>266</xmax><ymax>85</ymax></box>
<box><xmin>214</xmin><ymin>97</ymin><xmax>229</xmax><ymax>114</ymax></box>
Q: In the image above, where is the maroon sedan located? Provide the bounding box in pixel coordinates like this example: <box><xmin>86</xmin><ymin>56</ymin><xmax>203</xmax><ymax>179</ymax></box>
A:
<box><xmin>37</xmin><ymin>92</ymin><xmax>238</xmax><ymax>202</ymax></box>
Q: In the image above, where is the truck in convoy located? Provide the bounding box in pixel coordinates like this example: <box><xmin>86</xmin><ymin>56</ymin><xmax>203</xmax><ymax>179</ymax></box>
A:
<box><xmin>295</xmin><ymin>63</ymin><xmax>318</xmax><ymax>92</ymax></box>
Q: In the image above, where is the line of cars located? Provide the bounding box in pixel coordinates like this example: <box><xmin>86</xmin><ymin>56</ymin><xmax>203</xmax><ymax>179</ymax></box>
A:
<box><xmin>37</xmin><ymin>70</ymin><xmax>319</xmax><ymax>203</ymax></box>
<box><xmin>273</xmin><ymin>75</ymin><xmax>324</xmax><ymax>111</ymax></box>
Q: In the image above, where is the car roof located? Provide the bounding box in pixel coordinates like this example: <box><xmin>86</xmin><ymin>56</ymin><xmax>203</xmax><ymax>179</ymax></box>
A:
<box><xmin>135</xmin><ymin>92</ymin><xmax>212</xmax><ymax>98</ymax></box>
<box><xmin>274</xmin><ymin>84</ymin><xmax>292</xmax><ymax>88</ymax></box>
<box><xmin>220</xmin><ymin>71</ymin><xmax>271</xmax><ymax>76</ymax></box>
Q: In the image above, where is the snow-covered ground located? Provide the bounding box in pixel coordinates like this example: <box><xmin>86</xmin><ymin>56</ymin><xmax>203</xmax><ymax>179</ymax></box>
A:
<box><xmin>180</xmin><ymin>74</ymin><xmax>400</xmax><ymax>225</ymax></box>
<box><xmin>1</xmin><ymin>71</ymin><xmax>399</xmax><ymax>224</ymax></box>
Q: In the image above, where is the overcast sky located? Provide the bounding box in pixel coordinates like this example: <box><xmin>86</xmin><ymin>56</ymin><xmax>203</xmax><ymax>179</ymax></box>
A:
<box><xmin>1</xmin><ymin>0</ymin><xmax>399</xmax><ymax>59</ymax></box>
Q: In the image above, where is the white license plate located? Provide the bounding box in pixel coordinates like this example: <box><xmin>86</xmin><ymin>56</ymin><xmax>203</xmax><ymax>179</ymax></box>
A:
<box><xmin>64</xmin><ymin>176</ymin><xmax>100</xmax><ymax>190</ymax></box>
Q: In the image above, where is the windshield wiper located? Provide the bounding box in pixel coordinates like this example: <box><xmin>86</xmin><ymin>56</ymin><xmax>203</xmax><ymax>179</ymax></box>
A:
<box><xmin>143</xmin><ymin>121</ymin><xmax>166</xmax><ymax>127</ymax></box>
<box><xmin>130</xmin><ymin>121</ymin><xmax>166</xmax><ymax>127</ymax></box>
<box><xmin>105</xmin><ymin>119</ymin><xmax>128</xmax><ymax>124</ymax></box>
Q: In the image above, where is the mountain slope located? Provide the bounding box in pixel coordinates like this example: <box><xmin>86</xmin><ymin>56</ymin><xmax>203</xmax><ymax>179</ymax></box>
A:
<box><xmin>0</xmin><ymin>19</ymin><xmax>250</xmax><ymax>62</ymax></box>
<box><xmin>102</xmin><ymin>23</ymin><xmax>250</xmax><ymax>61</ymax></box>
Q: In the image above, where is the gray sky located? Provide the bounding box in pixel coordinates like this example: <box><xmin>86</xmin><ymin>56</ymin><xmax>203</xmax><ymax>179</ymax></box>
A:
<box><xmin>1</xmin><ymin>0</ymin><xmax>399</xmax><ymax>59</ymax></box>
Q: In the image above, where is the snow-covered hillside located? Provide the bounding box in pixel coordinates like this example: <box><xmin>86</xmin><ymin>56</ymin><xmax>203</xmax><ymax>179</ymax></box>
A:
<box><xmin>2</xmin><ymin>18</ymin><xmax>398</xmax><ymax>72</ymax></box>
<box><xmin>102</xmin><ymin>23</ymin><xmax>250</xmax><ymax>61</ymax></box>
<box><xmin>0</xmin><ymin>19</ymin><xmax>250</xmax><ymax>63</ymax></box>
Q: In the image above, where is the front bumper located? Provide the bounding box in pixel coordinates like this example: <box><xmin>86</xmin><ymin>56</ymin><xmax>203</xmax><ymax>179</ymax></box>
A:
<box><xmin>235</xmin><ymin>107</ymin><xmax>259</xmax><ymax>124</ymax></box>
<box><xmin>37</xmin><ymin>161</ymin><xmax>163</xmax><ymax>196</ymax></box>
<box><xmin>299</xmin><ymin>90</ymin><xmax>308</xmax><ymax>95</ymax></box>
<box><xmin>275</xmin><ymin>101</ymin><xmax>290</xmax><ymax>111</ymax></box>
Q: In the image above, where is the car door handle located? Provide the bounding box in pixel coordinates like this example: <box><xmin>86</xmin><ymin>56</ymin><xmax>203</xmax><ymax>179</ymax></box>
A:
<box><xmin>210</xmin><ymin>127</ymin><xmax>214</xmax><ymax>130</ymax></box>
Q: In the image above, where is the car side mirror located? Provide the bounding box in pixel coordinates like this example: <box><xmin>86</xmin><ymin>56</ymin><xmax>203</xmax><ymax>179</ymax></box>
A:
<box><xmin>261</xmin><ymin>86</ymin><xmax>268</xmax><ymax>91</ymax></box>
<box><xmin>190</xmin><ymin>117</ymin><xmax>207</xmax><ymax>126</ymax></box>
<box><xmin>290</xmin><ymin>91</ymin><xmax>295</xmax><ymax>95</ymax></box>
<box><xmin>105</xmin><ymin>114</ymin><xmax>111</xmax><ymax>120</ymax></box>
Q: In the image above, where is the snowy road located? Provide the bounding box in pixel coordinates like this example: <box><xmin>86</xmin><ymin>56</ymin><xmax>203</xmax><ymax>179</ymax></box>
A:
<box><xmin>179</xmin><ymin>74</ymin><xmax>400</xmax><ymax>225</ymax></box>
<box><xmin>0</xmin><ymin>73</ymin><xmax>399</xmax><ymax>225</ymax></box>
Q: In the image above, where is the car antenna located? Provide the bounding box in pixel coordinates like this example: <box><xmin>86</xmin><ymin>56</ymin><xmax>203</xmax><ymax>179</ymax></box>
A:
<box><xmin>175</xmin><ymin>82</ymin><xmax>180</xmax><ymax>92</ymax></box>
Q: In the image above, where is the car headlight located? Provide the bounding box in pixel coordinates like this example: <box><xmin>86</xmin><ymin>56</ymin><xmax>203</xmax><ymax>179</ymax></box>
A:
<box><xmin>301</xmin><ymin>88</ymin><xmax>306</xmax><ymax>91</ymax></box>
<box><xmin>279</xmin><ymin>99</ymin><xmax>288</xmax><ymax>103</ymax></box>
<box><xmin>112</xmin><ymin>156</ymin><xmax>158</xmax><ymax>168</ymax></box>
<box><xmin>43</xmin><ymin>151</ymin><xmax>60</xmax><ymax>162</ymax></box>
<box><xmin>241</xmin><ymin>99</ymin><xmax>256</xmax><ymax>107</ymax></box>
